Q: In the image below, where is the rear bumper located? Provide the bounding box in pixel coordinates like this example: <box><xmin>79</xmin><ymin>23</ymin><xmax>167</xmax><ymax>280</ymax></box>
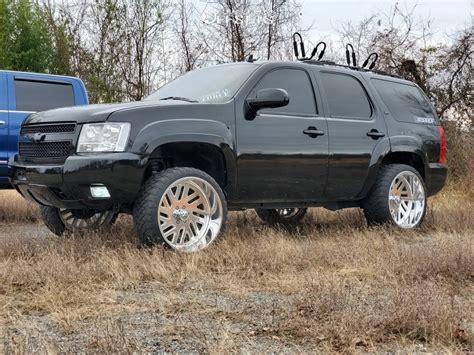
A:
<box><xmin>9</xmin><ymin>153</ymin><xmax>147</xmax><ymax>210</ymax></box>
<box><xmin>425</xmin><ymin>163</ymin><xmax>448</xmax><ymax>197</ymax></box>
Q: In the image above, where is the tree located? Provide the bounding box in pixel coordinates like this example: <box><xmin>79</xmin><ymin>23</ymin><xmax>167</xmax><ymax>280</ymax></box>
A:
<box><xmin>0</xmin><ymin>0</ymin><xmax>55</xmax><ymax>72</ymax></box>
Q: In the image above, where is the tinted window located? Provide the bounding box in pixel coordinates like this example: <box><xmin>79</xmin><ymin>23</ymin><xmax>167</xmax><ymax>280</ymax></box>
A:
<box><xmin>320</xmin><ymin>72</ymin><xmax>372</xmax><ymax>119</ymax></box>
<box><xmin>15</xmin><ymin>79</ymin><xmax>75</xmax><ymax>112</ymax></box>
<box><xmin>372</xmin><ymin>79</ymin><xmax>437</xmax><ymax>124</ymax></box>
<box><xmin>253</xmin><ymin>68</ymin><xmax>317</xmax><ymax>115</ymax></box>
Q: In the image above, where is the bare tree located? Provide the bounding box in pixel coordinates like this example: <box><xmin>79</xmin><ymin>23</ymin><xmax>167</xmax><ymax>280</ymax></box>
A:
<box><xmin>173</xmin><ymin>0</ymin><xmax>207</xmax><ymax>72</ymax></box>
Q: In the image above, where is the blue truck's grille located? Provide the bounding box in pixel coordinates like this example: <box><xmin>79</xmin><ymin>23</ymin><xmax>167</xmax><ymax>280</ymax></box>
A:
<box><xmin>21</xmin><ymin>123</ymin><xmax>76</xmax><ymax>135</ymax></box>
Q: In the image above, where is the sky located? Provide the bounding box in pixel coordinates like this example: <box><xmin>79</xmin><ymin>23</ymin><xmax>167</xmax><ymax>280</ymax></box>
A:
<box><xmin>301</xmin><ymin>0</ymin><xmax>472</xmax><ymax>40</ymax></box>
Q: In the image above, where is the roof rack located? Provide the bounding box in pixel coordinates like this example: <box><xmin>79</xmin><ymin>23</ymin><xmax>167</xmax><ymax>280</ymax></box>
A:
<box><xmin>301</xmin><ymin>60</ymin><xmax>402</xmax><ymax>79</ymax></box>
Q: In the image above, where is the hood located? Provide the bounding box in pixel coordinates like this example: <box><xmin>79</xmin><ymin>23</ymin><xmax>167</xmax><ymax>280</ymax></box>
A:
<box><xmin>23</xmin><ymin>101</ymin><xmax>191</xmax><ymax>125</ymax></box>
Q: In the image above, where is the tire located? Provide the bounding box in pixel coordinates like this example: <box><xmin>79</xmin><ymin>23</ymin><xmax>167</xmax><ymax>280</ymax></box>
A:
<box><xmin>255</xmin><ymin>208</ymin><xmax>308</xmax><ymax>225</ymax></box>
<box><xmin>133</xmin><ymin>167</ymin><xmax>227</xmax><ymax>252</ymax></box>
<box><xmin>40</xmin><ymin>206</ymin><xmax>117</xmax><ymax>236</ymax></box>
<box><xmin>362</xmin><ymin>164</ymin><xmax>427</xmax><ymax>229</ymax></box>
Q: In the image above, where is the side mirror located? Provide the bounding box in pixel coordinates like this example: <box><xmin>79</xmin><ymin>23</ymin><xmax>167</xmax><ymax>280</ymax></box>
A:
<box><xmin>245</xmin><ymin>88</ymin><xmax>289</xmax><ymax>120</ymax></box>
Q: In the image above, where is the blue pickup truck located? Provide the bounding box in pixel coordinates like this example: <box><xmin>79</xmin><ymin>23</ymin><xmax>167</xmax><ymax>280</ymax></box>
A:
<box><xmin>0</xmin><ymin>70</ymin><xmax>88</xmax><ymax>188</ymax></box>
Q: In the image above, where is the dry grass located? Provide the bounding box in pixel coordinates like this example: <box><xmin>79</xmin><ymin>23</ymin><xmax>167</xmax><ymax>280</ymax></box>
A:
<box><xmin>0</xmin><ymin>186</ymin><xmax>473</xmax><ymax>353</ymax></box>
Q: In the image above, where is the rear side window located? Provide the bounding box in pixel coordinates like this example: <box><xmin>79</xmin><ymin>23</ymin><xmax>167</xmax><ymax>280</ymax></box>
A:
<box><xmin>372</xmin><ymin>79</ymin><xmax>437</xmax><ymax>124</ymax></box>
<box><xmin>252</xmin><ymin>68</ymin><xmax>317</xmax><ymax>116</ymax></box>
<box><xmin>15</xmin><ymin>79</ymin><xmax>75</xmax><ymax>112</ymax></box>
<box><xmin>320</xmin><ymin>72</ymin><xmax>372</xmax><ymax>119</ymax></box>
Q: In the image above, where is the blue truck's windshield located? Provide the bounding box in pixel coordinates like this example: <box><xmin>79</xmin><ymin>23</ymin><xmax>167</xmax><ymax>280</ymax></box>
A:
<box><xmin>145</xmin><ymin>64</ymin><xmax>258</xmax><ymax>104</ymax></box>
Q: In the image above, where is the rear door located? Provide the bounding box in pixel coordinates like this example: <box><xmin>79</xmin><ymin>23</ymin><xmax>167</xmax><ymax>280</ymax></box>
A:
<box><xmin>315</xmin><ymin>70</ymin><xmax>388</xmax><ymax>200</ymax></box>
<box><xmin>0</xmin><ymin>72</ymin><xmax>8</xmax><ymax>181</ymax></box>
<box><xmin>6</xmin><ymin>74</ymin><xmax>77</xmax><ymax>165</ymax></box>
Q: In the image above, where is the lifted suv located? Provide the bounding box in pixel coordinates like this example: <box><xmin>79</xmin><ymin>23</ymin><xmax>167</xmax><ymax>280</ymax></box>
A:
<box><xmin>10</xmin><ymin>61</ymin><xmax>447</xmax><ymax>251</ymax></box>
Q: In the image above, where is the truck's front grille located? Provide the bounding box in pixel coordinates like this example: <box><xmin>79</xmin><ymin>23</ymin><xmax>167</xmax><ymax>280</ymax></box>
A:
<box><xmin>21</xmin><ymin>123</ymin><xmax>76</xmax><ymax>135</ymax></box>
<box><xmin>19</xmin><ymin>141</ymin><xmax>73</xmax><ymax>163</ymax></box>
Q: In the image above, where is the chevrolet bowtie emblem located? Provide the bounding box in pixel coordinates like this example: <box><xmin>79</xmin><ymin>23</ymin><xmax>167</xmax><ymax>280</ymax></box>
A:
<box><xmin>27</xmin><ymin>133</ymin><xmax>47</xmax><ymax>143</ymax></box>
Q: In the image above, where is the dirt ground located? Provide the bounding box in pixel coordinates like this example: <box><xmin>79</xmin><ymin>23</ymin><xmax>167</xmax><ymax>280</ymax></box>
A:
<box><xmin>0</xmin><ymin>189</ymin><xmax>473</xmax><ymax>353</ymax></box>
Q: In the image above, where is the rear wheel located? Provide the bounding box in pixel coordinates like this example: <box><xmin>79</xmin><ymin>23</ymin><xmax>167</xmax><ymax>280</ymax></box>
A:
<box><xmin>133</xmin><ymin>167</ymin><xmax>227</xmax><ymax>252</ymax></box>
<box><xmin>255</xmin><ymin>208</ymin><xmax>307</xmax><ymax>225</ymax></box>
<box><xmin>362</xmin><ymin>164</ymin><xmax>426</xmax><ymax>228</ymax></box>
<box><xmin>40</xmin><ymin>206</ymin><xmax>117</xmax><ymax>236</ymax></box>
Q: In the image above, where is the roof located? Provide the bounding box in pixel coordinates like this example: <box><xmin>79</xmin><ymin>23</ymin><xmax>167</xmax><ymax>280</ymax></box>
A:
<box><xmin>0</xmin><ymin>69</ymin><xmax>81</xmax><ymax>81</ymax></box>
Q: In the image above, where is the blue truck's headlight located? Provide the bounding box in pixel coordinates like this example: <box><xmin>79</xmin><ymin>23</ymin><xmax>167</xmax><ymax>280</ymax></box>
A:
<box><xmin>77</xmin><ymin>123</ymin><xmax>131</xmax><ymax>152</ymax></box>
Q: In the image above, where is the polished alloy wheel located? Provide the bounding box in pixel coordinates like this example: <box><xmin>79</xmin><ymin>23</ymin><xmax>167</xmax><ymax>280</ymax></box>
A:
<box><xmin>388</xmin><ymin>171</ymin><xmax>425</xmax><ymax>228</ymax></box>
<box><xmin>275</xmin><ymin>208</ymin><xmax>301</xmax><ymax>219</ymax></box>
<box><xmin>59</xmin><ymin>209</ymin><xmax>116</xmax><ymax>230</ymax></box>
<box><xmin>158</xmin><ymin>177</ymin><xmax>223</xmax><ymax>252</ymax></box>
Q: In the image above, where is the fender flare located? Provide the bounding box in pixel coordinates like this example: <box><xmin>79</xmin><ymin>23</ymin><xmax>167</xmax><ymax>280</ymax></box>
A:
<box><xmin>357</xmin><ymin>136</ymin><xmax>427</xmax><ymax>199</ymax></box>
<box><xmin>131</xmin><ymin>119</ymin><xmax>237</xmax><ymax>197</ymax></box>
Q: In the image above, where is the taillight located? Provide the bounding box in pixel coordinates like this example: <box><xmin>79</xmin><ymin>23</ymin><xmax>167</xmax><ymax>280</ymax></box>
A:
<box><xmin>438</xmin><ymin>125</ymin><xmax>447</xmax><ymax>164</ymax></box>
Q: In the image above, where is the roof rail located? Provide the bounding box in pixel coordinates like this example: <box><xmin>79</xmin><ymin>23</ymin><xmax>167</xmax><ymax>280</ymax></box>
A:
<box><xmin>301</xmin><ymin>60</ymin><xmax>402</xmax><ymax>79</ymax></box>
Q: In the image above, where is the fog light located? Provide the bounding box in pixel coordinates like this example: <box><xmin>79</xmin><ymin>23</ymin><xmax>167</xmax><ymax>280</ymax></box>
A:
<box><xmin>90</xmin><ymin>185</ymin><xmax>110</xmax><ymax>199</ymax></box>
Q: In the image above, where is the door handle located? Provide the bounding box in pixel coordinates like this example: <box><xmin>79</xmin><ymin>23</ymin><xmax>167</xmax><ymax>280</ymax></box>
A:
<box><xmin>303</xmin><ymin>126</ymin><xmax>325</xmax><ymax>138</ymax></box>
<box><xmin>367</xmin><ymin>129</ymin><xmax>385</xmax><ymax>139</ymax></box>
<box><xmin>0</xmin><ymin>120</ymin><xmax>6</xmax><ymax>126</ymax></box>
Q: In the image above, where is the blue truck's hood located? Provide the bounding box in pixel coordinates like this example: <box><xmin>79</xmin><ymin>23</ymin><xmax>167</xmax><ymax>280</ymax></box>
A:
<box><xmin>23</xmin><ymin>101</ymin><xmax>190</xmax><ymax>125</ymax></box>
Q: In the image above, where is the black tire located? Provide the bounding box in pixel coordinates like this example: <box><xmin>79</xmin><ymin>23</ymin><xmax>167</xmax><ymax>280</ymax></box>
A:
<box><xmin>362</xmin><ymin>164</ymin><xmax>427</xmax><ymax>228</ymax></box>
<box><xmin>133</xmin><ymin>167</ymin><xmax>228</xmax><ymax>250</ymax></box>
<box><xmin>40</xmin><ymin>206</ymin><xmax>117</xmax><ymax>236</ymax></box>
<box><xmin>40</xmin><ymin>206</ymin><xmax>66</xmax><ymax>236</ymax></box>
<box><xmin>255</xmin><ymin>208</ymin><xmax>308</xmax><ymax>225</ymax></box>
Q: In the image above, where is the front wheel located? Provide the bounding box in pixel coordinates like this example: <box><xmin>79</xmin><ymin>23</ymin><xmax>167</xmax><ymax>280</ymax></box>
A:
<box><xmin>133</xmin><ymin>167</ymin><xmax>227</xmax><ymax>252</ymax></box>
<box><xmin>362</xmin><ymin>164</ymin><xmax>427</xmax><ymax>228</ymax></box>
<box><xmin>255</xmin><ymin>208</ymin><xmax>308</xmax><ymax>225</ymax></box>
<box><xmin>40</xmin><ymin>206</ymin><xmax>117</xmax><ymax>236</ymax></box>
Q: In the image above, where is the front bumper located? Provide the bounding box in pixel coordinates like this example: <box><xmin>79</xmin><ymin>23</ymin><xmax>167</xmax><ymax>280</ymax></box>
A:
<box><xmin>9</xmin><ymin>153</ymin><xmax>147</xmax><ymax>210</ymax></box>
<box><xmin>425</xmin><ymin>163</ymin><xmax>448</xmax><ymax>197</ymax></box>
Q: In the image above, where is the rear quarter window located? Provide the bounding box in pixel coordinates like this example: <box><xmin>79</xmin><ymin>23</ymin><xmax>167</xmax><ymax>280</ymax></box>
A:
<box><xmin>372</xmin><ymin>78</ymin><xmax>438</xmax><ymax>124</ymax></box>
<box><xmin>15</xmin><ymin>79</ymin><xmax>75</xmax><ymax>112</ymax></box>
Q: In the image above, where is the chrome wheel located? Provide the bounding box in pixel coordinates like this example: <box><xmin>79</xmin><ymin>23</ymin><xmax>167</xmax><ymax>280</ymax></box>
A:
<box><xmin>158</xmin><ymin>177</ymin><xmax>223</xmax><ymax>252</ymax></box>
<box><xmin>276</xmin><ymin>208</ymin><xmax>301</xmax><ymax>219</ymax></box>
<box><xmin>388</xmin><ymin>171</ymin><xmax>426</xmax><ymax>228</ymax></box>
<box><xmin>59</xmin><ymin>209</ymin><xmax>116</xmax><ymax>231</ymax></box>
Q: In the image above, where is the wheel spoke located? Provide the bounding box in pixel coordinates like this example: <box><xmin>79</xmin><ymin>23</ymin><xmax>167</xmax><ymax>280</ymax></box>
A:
<box><xmin>388</xmin><ymin>171</ymin><xmax>425</xmax><ymax>228</ymax></box>
<box><xmin>157</xmin><ymin>177</ymin><xmax>223</xmax><ymax>251</ymax></box>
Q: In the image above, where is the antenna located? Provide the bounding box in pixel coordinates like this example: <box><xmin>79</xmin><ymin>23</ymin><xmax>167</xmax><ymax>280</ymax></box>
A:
<box><xmin>308</xmin><ymin>41</ymin><xmax>326</xmax><ymax>61</ymax></box>
<box><xmin>345</xmin><ymin>44</ymin><xmax>357</xmax><ymax>66</ymax></box>
<box><xmin>362</xmin><ymin>52</ymin><xmax>378</xmax><ymax>70</ymax></box>
<box><xmin>292</xmin><ymin>32</ymin><xmax>306</xmax><ymax>60</ymax></box>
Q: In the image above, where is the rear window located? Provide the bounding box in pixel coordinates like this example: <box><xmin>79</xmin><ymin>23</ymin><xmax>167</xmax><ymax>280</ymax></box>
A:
<box><xmin>372</xmin><ymin>79</ymin><xmax>437</xmax><ymax>124</ymax></box>
<box><xmin>15</xmin><ymin>79</ymin><xmax>75</xmax><ymax>112</ymax></box>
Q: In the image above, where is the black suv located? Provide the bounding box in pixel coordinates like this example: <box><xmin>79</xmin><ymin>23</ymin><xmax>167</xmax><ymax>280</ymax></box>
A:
<box><xmin>10</xmin><ymin>61</ymin><xmax>447</xmax><ymax>252</ymax></box>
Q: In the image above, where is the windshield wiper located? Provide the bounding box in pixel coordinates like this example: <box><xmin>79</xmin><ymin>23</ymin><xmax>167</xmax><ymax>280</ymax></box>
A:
<box><xmin>159</xmin><ymin>96</ymin><xmax>199</xmax><ymax>103</ymax></box>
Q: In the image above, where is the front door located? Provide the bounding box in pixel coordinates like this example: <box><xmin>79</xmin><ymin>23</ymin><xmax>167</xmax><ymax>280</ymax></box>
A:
<box><xmin>236</xmin><ymin>67</ymin><xmax>329</xmax><ymax>203</ymax></box>
<box><xmin>315</xmin><ymin>70</ymin><xmax>388</xmax><ymax>200</ymax></box>
<box><xmin>0</xmin><ymin>73</ymin><xmax>9</xmax><ymax>183</ymax></box>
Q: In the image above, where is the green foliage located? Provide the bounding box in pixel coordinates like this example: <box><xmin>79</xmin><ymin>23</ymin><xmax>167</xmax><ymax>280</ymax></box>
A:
<box><xmin>0</xmin><ymin>0</ymin><xmax>55</xmax><ymax>72</ymax></box>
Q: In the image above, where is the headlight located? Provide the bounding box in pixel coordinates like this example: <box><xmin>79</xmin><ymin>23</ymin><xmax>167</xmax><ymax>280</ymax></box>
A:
<box><xmin>77</xmin><ymin>123</ymin><xmax>131</xmax><ymax>153</ymax></box>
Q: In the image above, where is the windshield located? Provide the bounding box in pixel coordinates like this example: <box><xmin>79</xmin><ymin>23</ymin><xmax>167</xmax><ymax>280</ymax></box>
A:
<box><xmin>145</xmin><ymin>64</ymin><xmax>258</xmax><ymax>104</ymax></box>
